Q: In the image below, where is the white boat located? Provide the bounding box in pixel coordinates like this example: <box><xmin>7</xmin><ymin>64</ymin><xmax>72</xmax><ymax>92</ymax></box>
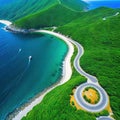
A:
<box><xmin>19</xmin><ymin>48</ymin><xmax>22</xmax><ymax>52</ymax></box>
<box><xmin>29</xmin><ymin>56</ymin><xmax>32</xmax><ymax>60</ymax></box>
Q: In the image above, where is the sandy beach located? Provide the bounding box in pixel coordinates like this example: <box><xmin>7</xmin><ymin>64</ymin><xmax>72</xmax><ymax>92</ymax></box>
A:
<box><xmin>0</xmin><ymin>20</ymin><xmax>12</xmax><ymax>26</ymax></box>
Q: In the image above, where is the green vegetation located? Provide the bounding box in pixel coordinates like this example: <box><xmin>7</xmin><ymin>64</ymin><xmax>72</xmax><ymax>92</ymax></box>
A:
<box><xmin>56</xmin><ymin>7</ymin><xmax>120</xmax><ymax>119</ymax></box>
<box><xmin>0</xmin><ymin>0</ymin><xmax>58</xmax><ymax>20</ymax></box>
<box><xmin>13</xmin><ymin>6</ymin><xmax>120</xmax><ymax>119</ymax></box>
<box><xmin>94</xmin><ymin>110</ymin><xmax>109</xmax><ymax>118</ymax></box>
<box><xmin>1</xmin><ymin>0</ymin><xmax>120</xmax><ymax>118</ymax></box>
<box><xmin>60</xmin><ymin>0</ymin><xmax>88</xmax><ymax>11</ymax></box>
<box><xmin>71</xmin><ymin>101</ymin><xmax>75</xmax><ymax>106</ymax></box>
<box><xmin>22</xmin><ymin>75</ymin><xmax>95</xmax><ymax>120</ymax></box>
<box><xmin>0</xmin><ymin>0</ymin><xmax>87</xmax><ymax>21</ymax></box>
<box><xmin>14</xmin><ymin>4</ymin><xmax>82</xmax><ymax>29</ymax></box>
<box><xmin>13</xmin><ymin>5</ymin><xmax>119</xmax><ymax>30</ymax></box>
<box><xmin>83</xmin><ymin>95</ymin><xmax>91</xmax><ymax>103</ymax></box>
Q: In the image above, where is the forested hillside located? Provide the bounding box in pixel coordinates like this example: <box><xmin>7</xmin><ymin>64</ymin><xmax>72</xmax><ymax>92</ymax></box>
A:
<box><xmin>0</xmin><ymin>0</ymin><xmax>58</xmax><ymax>20</ymax></box>
<box><xmin>56</xmin><ymin>7</ymin><xmax>120</xmax><ymax>119</ymax></box>
<box><xmin>0</xmin><ymin>0</ymin><xmax>87</xmax><ymax>21</ymax></box>
<box><xmin>20</xmin><ymin>7</ymin><xmax>120</xmax><ymax>120</ymax></box>
<box><xmin>14</xmin><ymin>4</ymin><xmax>82</xmax><ymax>29</ymax></box>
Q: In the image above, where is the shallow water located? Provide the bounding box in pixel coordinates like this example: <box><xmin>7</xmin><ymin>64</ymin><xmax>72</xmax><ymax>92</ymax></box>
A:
<box><xmin>0</xmin><ymin>24</ymin><xmax>68</xmax><ymax>120</ymax></box>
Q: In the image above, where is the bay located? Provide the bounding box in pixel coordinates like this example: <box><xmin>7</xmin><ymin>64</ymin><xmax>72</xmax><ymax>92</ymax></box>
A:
<box><xmin>0</xmin><ymin>23</ymin><xmax>68</xmax><ymax>120</ymax></box>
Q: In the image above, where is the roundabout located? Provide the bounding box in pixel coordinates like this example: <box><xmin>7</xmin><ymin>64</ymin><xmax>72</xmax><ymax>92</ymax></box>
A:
<box><xmin>69</xmin><ymin>39</ymin><xmax>110</xmax><ymax>113</ymax></box>
<box><xmin>75</xmin><ymin>83</ymin><xmax>108</xmax><ymax>112</ymax></box>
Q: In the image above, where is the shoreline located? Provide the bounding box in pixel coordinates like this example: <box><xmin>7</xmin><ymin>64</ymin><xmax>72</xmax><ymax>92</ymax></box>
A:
<box><xmin>0</xmin><ymin>20</ymin><xmax>12</xmax><ymax>26</ymax></box>
<box><xmin>0</xmin><ymin>20</ymin><xmax>74</xmax><ymax>120</ymax></box>
<box><xmin>12</xmin><ymin>30</ymin><xmax>74</xmax><ymax>120</ymax></box>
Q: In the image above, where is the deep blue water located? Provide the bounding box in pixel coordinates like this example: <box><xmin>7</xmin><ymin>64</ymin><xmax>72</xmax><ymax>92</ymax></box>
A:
<box><xmin>88</xmin><ymin>1</ymin><xmax>120</xmax><ymax>10</ymax></box>
<box><xmin>0</xmin><ymin>23</ymin><xmax>68</xmax><ymax>120</ymax></box>
<box><xmin>0</xmin><ymin>0</ymin><xmax>15</xmax><ymax>6</ymax></box>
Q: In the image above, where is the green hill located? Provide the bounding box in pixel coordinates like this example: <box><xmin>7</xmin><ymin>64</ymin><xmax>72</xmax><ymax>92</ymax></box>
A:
<box><xmin>60</xmin><ymin>0</ymin><xmax>88</xmax><ymax>11</ymax></box>
<box><xmin>0</xmin><ymin>0</ymin><xmax>87</xmax><ymax>21</ymax></box>
<box><xmin>13</xmin><ymin>4</ymin><xmax>82</xmax><ymax>29</ymax></box>
<box><xmin>56</xmin><ymin>7</ymin><xmax>120</xmax><ymax>119</ymax></box>
<box><xmin>0</xmin><ymin>0</ymin><xmax>58</xmax><ymax>20</ymax></box>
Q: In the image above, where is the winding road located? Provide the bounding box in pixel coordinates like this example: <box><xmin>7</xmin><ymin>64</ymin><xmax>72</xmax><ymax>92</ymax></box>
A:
<box><xmin>70</xmin><ymin>40</ymin><xmax>98</xmax><ymax>84</ymax></box>
<box><xmin>36</xmin><ymin>30</ymin><xmax>113</xmax><ymax>120</ymax></box>
<box><xmin>69</xmin><ymin>39</ymin><xmax>113</xmax><ymax>119</ymax></box>
<box><xmin>70</xmin><ymin>40</ymin><xmax>108</xmax><ymax>111</ymax></box>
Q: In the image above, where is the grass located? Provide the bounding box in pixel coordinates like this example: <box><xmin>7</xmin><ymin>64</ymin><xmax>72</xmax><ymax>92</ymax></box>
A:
<box><xmin>0</xmin><ymin>0</ymin><xmax>87</xmax><ymax>21</ymax></box>
<box><xmin>14</xmin><ymin>4</ymin><xmax>82</xmax><ymax>29</ymax></box>
<box><xmin>56</xmin><ymin>7</ymin><xmax>120</xmax><ymax>119</ymax></box>
<box><xmin>0</xmin><ymin>0</ymin><xmax>58</xmax><ymax>20</ymax></box>
<box><xmin>60</xmin><ymin>0</ymin><xmax>88</xmax><ymax>11</ymax></box>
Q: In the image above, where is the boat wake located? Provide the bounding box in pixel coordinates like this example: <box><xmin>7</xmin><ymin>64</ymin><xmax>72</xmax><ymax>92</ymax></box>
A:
<box><xmin>0</xmin><ymin>48</ymin><xmax>22</xmax><ymax>69</ymax></box>
<box><xmin>15</xmin><ymin>56</ymin><xmax>32</xmax><ymax>83</ymax></box>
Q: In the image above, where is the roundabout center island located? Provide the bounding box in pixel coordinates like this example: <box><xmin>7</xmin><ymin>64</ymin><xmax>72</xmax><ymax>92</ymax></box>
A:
<box><xmin>82</xmin><ymin>87</ymin><xmax>100</xmax><ymax>105</ymax></box>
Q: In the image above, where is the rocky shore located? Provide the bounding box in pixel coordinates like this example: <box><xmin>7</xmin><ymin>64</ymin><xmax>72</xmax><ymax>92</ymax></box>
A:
<box><xmin>5</xmin><ymin>25</ymin><xmax>35</xmax><ymax>33</ymax></box>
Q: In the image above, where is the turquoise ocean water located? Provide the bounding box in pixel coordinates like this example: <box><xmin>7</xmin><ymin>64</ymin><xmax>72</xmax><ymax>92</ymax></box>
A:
<box><xmin>0</xmin><ymin>24</ymin><xmax>68</xmax><ymax>120</ymax></box>
<box><xmin>88</xmin><ymin>1</ymin><xmax>120</xmax><ymax>10</ymax></box>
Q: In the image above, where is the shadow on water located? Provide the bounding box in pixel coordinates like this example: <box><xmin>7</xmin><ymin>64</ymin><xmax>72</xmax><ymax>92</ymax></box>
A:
<box><xmin>10</xmin><ymin>32</ymin><xmax>45</xmax><ymax>41</ymax></box>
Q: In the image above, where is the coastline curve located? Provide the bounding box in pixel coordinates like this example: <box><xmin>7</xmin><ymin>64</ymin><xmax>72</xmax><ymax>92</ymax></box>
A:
<box><xmin>0</xmin><ymin>20</ymin><xmax>112</xmax><ymax>120</ymax></box>
<box><xmin>11</xmin><ymin>29</ymin><xmax>74</xmax><ymax>119</ymax></box>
